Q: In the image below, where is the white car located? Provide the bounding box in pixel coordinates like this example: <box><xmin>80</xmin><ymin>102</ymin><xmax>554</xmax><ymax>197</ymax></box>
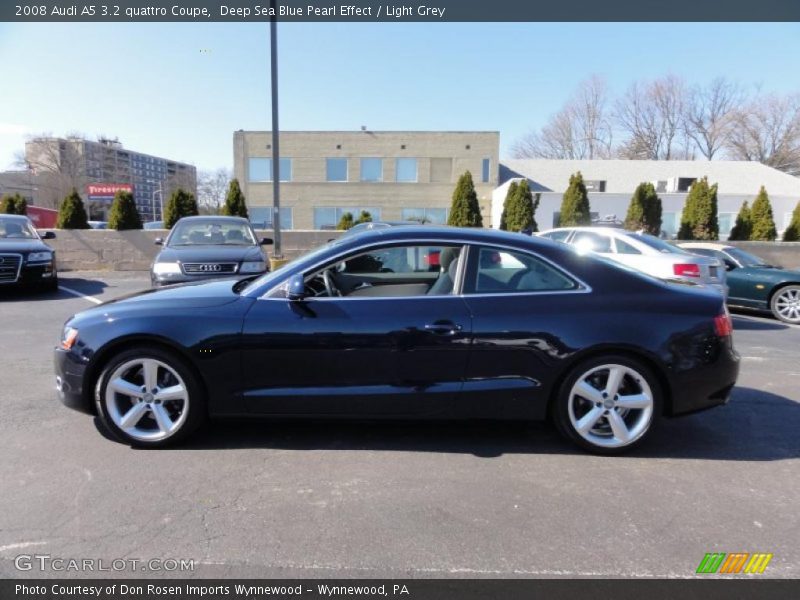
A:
<box><xmin>537</xmin><ymin>227</ymin><xmax>727</xmax><ymax>296</ymax></box>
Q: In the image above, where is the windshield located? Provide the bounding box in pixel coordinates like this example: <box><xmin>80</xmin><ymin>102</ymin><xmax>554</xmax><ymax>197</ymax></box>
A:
<box><xmin>168</xmin><ymin>220</ymin><xmax>256</xmax><ymax>246</ymax></box>
<box><xmin>726</xmin><ymin>247</ymin><xmax>769</xmax><ymax>267</ymax></box>
<box><xmin>627</xmin><ymin>233</ymin><xmax>691</xmax><ymax>255</ymax></box>
<box><xmin>0</xmin><ymin>218</ymin><xmax>38</xmax><ymax>240</ymax></box>
<box><xmin>240</xmin><ymin>236</ymin><xmax>350</xmax><ymax>294</ymax></box>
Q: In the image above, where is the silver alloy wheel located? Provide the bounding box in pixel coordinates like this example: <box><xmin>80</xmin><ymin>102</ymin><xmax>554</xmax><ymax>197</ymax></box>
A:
<box><xmin>773</xmin><ymin>286</ymin><xmax>800</xmax><ymax>324</ymax></box>
<box><xmin>567</xmin><ymin>363</ymin><xmax>654</xmax><ymax>449</ymax></box>
<box><xmin>105</xmin><ymin>358</ymin><xmax>190</xmax><ymax>442</ymax></box>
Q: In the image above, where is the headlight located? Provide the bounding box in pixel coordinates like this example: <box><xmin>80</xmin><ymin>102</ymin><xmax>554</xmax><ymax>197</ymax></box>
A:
<box><xmin>152</xmin><ymin>262</ymin><xmax>182</xmax><ymax>275</ymax></box>
<box><xmin>240</xmin><ymin>261</ymin><xmax>267</xmax><ymax>273</ymax></box>
<box><xmin>28</xmin><ymin>251</ymin><xmax>53</xmax><ymax>262</ymax></box>
<box><xmin>61</xmin><ymin>326</ymin><xmax>79</xmax><ymax>350</ymax></box>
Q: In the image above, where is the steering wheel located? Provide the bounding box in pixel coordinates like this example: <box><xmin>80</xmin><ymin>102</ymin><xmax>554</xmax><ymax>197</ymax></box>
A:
<box><xmin>322</xmin><ymin>269</ymin><xmax>341</xmax><ymax>297</ymax></box>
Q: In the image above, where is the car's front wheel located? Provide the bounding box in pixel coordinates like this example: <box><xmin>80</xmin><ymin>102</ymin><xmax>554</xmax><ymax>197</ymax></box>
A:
<box><xmin>553</xmin><ymin>356</ymin><xmax>661</xmax><ymax>455</ymax></box>
<box><xmin>95</xmin><ymin>347</ymin><xmax>206</xmax><ymax>447</ymax></box>
<box><xmin>770</xmin><ymin>285</ymin><xmax>800</xmax><ymax>324</ymax></box>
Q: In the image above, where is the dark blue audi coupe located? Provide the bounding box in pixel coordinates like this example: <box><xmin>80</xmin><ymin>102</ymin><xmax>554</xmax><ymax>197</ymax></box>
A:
<box><xmin>55</xmin><ymin>227</ymin><xmax>739</xmax><ymax>454</ymax></box>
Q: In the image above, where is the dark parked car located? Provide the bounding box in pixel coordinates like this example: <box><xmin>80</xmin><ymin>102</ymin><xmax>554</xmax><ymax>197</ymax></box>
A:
<box><xmin>56</xmin><ymin>226</ymin><xmax>739</xmax><ymax>454</ymax></box>
<box><xmin>0</xmin><ymin>214</ymin><xmax>57</xmax><ymax>291</ymax></box>
<box><xmin>680</xmin><ymin>242</ymin><xmax>800</xmax><ymax>324</ymax></box>
<box><xmin>150</xmin><ymin>216</ymin><xmax>272</xmax><ymax>287</ymax></box>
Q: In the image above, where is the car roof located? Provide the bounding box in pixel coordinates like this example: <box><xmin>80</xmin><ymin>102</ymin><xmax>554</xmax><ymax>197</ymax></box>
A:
<box><xmin>0</xmin><ymin>214</ymin><xmax>32</xmax><ymax>222</ymax></box>
<box><xmin>175</xmin><ymin>215</ymin><xmax>250</xmax><ymax>223</ymax></box>
<box><xmin>678</xmin><ymin>242</ymin><xmax>730</xmax><ymax>250</ymax></box>
<box><xmin>341</xmin><ymin>225</ymin><xmax>559</xmax><ymax>249</ymax></box>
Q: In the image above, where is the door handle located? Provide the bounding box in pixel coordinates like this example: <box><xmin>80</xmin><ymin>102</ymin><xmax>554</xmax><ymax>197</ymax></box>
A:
<box><xmin>423</xmin><ymin>321</ymin><xmax>462</xmax><ymax>335</ymax></box>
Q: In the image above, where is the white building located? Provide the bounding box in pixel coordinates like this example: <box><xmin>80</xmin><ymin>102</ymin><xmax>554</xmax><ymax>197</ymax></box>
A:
<box><xmin>493</xmin><ymin>159</ymin><xmax>800</xmax><ymax>238</ymax></box>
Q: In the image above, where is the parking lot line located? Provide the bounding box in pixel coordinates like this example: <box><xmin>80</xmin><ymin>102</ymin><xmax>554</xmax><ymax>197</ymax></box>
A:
<box><xmin>58</xmin><ymin>285</ymin><xmax>103</xmax><ymax>305</ymax></box>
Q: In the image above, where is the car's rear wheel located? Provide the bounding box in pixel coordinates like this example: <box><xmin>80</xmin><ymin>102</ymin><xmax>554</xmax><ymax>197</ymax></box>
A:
<box><xmin>95</xmin><ymin>347</ymin><xmax>206</xmax><ymax>448</ymax></box>
<box><xmin>553</xmin><ymin>356</ymin><xmax>661</xmax><ymax>455</ymax></box>
<box><xmin>770</xmin><ymin>285</ymin><xmax>800</xmax><ymax>324</ymax></box>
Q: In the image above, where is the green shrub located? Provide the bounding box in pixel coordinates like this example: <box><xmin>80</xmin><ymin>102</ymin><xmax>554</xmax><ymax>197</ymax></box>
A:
<box><xmin>447</xmin><ymin>171</ymin><xmax>483</xmax><ymax>227</ymax></box>
<box><xmin>163</xmin><ymin>188</ymin><xmax>199</xmax><ymax>229</ymax></box>
<box><xmin>678</xmin><ymin>177</ymin><xmax>718</xmax><ymax>240</ymax></box>
<box><xmin>749</xmin><ymin>186</ymin><xmax>777</xmax><ymax>241</ymax></box>
<box><xmin>337</xmin><ymin>212</ymin><xmax>354</xmax><ymax>230</ymax></box>
<box><xmin>222</xmin><ymin>179</ymin><xmax>248</xmax><ymax>219</ymax></box>
<box><xmin>107</xmin><ymin>190</ymin><xmax>143</xmax><ymax>230</ymax></box>
<box><xmin>727</xmin><ymin>201</ymin><xmax>752</xmax><ymax>241</ymax></box>
<box><xmin>56</xmin><ymin>188</ymin><xmax>89</xmax><ymax>229</ymax></box>
<box><xmin>625</xmin><ymin>182</ymin><xmax>662</xmax><ymax>235</ymax></box>
<box><xmin>559</xmin><ymin>172</ymin><xmax>591</xmax><ymax>226</ymax></box>
<box><xmin>0</xmin><ymin>193</ymin><xmax>28</xmax><ymax>215</ymax></box>
<box><xmin>783</xmin><ymin>201</ymin><xmax>800</xmax><ymax>242</ymax></box>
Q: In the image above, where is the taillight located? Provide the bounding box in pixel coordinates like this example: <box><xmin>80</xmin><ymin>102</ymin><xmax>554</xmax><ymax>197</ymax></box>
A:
<box><xmin>674</xmin><ymin>263</ymin><xmax>701</xmax><ymax>277</ymax></box>
<box><xmin>714</xmin><ymin>312</ymin><xmax>733</xmax><ymax>337</ymax></box>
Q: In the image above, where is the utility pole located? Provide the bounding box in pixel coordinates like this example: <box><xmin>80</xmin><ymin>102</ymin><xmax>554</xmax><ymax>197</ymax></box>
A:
<box><xmin>269</xmin><ymin>0</ymin><xmax>282</xmax><ymax>259</ymax></box>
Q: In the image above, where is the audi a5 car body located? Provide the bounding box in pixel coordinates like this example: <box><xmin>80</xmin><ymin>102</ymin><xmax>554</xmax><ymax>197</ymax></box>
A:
<box><xmin>0</xmin><ymin>214</ymin><xmax>58</xmax><ymax>291</ymax></box>
<box><xmin>680</xmin><ymin>242</ymin><xmax>800</xmax><ymax>324</ymax></box>
<box><xmin>538</xmin><ymin>227</ymin><xmax>727</xmax><ymax>296</ymax></box>
<box><xmin>150</xmin><ymin>216</ymin><xmax>271</xmax><ymax>287</ymax></box>
<box><xmin>56</xmin><ymin>226</ymin><xmax>739</xmax><ymax>454</ymax></box>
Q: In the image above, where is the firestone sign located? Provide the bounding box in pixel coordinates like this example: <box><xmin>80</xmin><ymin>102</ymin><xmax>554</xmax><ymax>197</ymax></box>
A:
<box><xmin>87</xmin><ymin>183</ymin><xmax>133</xmax><ymax>199</ymax></box>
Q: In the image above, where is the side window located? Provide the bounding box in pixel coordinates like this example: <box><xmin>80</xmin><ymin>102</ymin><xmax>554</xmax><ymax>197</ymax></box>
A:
<box><xmin>572</xmin><ymin>231</ymin><xmax>612</xmax><ymax>253</ymax></box>
<box><xmin>466</xmin><ymin>247</ymin><xmax>578</xmax><ymax>294</ymax></box>
<box><xmin>614</xmin><ymin>238</ymin><xmax>642</xmax><ymax>255</ymax></box>
<box><xmin>341</xmin><ymin>245</ymin><xmax>449</xmax><ymax>274</ymax></box>
<box><xmin>542</xmin><ymin>230</ymin><xmax>571</xmax><ymax>243</ymax></box>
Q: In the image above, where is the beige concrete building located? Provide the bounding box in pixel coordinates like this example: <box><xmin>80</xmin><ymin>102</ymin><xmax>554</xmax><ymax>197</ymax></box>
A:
<box><xmin>233</xmin><ymin>130</ymin><xmax>500</xmax><ymax>230</ymax></box>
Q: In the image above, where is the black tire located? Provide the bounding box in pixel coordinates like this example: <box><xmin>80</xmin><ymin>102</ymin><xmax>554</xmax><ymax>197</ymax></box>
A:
<box><xmin>770</xmin><ymin>285</ymin><xmax>800</xmax><ymax>325</ymax></box>
<box><xmin>553</xmin><ymin>354</ymin><xmax>662</xmax><ymax>455</ymax></box>
<box><xmin>94</xmin><ymin>346</ymin><xmax>207</xmax><ymax>448</ymax></box>
<box><xmin>41</xmin><ymin>277</ymin><xmax>58</xmax><ymax>292</ymax></box>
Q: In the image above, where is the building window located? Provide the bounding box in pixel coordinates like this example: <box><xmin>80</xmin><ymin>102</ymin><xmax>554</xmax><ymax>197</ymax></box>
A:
<box><xmin>395</xmin><ymin>158</ymin><xmax>418</xmax><ymax>183</ymax></box>
<box><xmin>326</xmin><ymin>158</ymin><xmax>348</xmax><ymax>182</ymax></box>
<box><xmin>430</xmin><ymin>158</ymin><xmax>452</xmax><ymax>183</ymax></box>
<box><xmin>718</xmin><ymin>212</ymin><xmax>736</xmax><ymax>236</ymax></box>
<box><xmin>248</xmin><ymin>158</ymin><xmax>292</xmax><ymax>182</ymax></box>
<box><xmin>360</xmin><ymin>158</ymin><xmax>383</xmax><ymax>182</ymax></box>
<box><xmin>401</xmin><ymin>207</ymin><xmax>448</xmax><ymax>225</ymax></box>
<box><xmin>481</xmin><ymin>158</ymin><xmax>491</xmax><ymax>183</ymax></box>
<box><xmin>313</xmin><ymin>207</ymin><xmax>382</xmax><ymax>230</ymax></box>
<box><xmin>661</xmin><ymin>212</ymin><xmax>679</xmax><ymax>237</ymax></box>
<box><xmin>677</xmin><ymin>177</ymin><xmax>697</xmax><ymax>192</ymax></box>
<box><xmin>584</xmin><ymin>180</ymin><xmax>606</xmax><ymax>192</ymax></box>
<box><xmin>249</xmin><ymin>206</ymin><xmax>293</xmax><ymax>230</ymax></box>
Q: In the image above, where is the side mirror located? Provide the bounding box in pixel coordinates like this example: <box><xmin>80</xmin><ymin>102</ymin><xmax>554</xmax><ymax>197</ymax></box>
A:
<box><xmin>260</xmin><ymin>237</ymin><xmax>273</xmax><ymax>245</ymax></box>
<box><xmin>154</xmin><ymin>238</ymin><xmax>163</xmax><ymax>246</ymax></box>
<box><xmin>41</xmin><ymin>231</ymin><xmax>56</xmax><ymax>240</ymax></box>
<box><xmin>286</xmin><ymin>273</ymin><xmax>306</xmax><ymax>301</ymax></box>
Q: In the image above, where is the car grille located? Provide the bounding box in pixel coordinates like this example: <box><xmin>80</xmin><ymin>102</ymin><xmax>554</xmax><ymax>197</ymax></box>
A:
<box><xmin>0</xmin><ymin>254</ymin><xmax>23</xmax><ymax>284</ymax></box>
<box><xmin>181</xmin><ymin>262</ymin><xmax>238</xmax><ymax>275</ymax></box>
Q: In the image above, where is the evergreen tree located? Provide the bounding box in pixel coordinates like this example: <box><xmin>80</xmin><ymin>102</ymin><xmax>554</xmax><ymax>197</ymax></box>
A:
<box><xmin>783</xmin><ymin>201</ymin><xmax>800</xmax><ymax>242</ymax></box>
<box><xmin>678</xmin><ymin>177</ymin><xmax>718</xmax><ymax>240</ymax></box>
<box><xmin>355</xmin><ymin>210</ymin><xmax>373</xmax><ymax>225</ymax></box>
<box><xmin>499</xmin><ymin>182</ymin><xmax>517</xmax><ymax>231</ymax></box>
<box><xmin>107</xmin><ymin>190</ymin><xmax>143</xmax><ymax>230</ymax></box>
<box><xmin>727</xmin><ymin>201</ymin><xmax>753</xmax><ymax>241</ymax></box>
<box><xmin>447</xmin><ymin>171</ymin><xmax>483</xmax><ymax>227</ymax></box>
<box><xmin>222</xmin><ymin>178</ymin><xmax>248</xmax><ymax>219</ymax></box>
<box><xmin>558</xmin><ymin>172</ymin><xmax>591</xmax><ymax>226</ymax></box>
<box><xmin>505</xmin><ymin>180</ymin><xmax>538</xmax><ymax>232</ymax></box>
<box><xmin>749</xmin><ymin>186</ymin><xmax>778</xmax><ymax>241</ymax></box>
<box><xmin>0</xmin><ymin>193</ymin><xmax>27</xmax><ymax>215</ymax></box>
<box><xmin>625</xmin><ymin>182</ymin><xmax>662</xmax><ymax>235</ymax></box>
<box><xmin>56</xmin><ymin>188</ymin><xmax>89</xmax><ymax>229</ymax></box>
<box><xmin>336</xmin><ymin>212</ymin><xmax>354</xmax><ymax>230</ymax></box>
<box><xmin>163</xmin><ymin>188</ymin><xmax>199</xmax><ymax>229</ymax></box>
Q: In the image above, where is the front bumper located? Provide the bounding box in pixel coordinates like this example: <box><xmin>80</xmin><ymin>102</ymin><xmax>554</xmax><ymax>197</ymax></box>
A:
<box><xmin>0</xmin><ymin>261</ymin><xmax>57</xmax><ymax>288</ymax></box>
<box><xmin>54</xmin><ymin>347</ymin><xmax>93</xmax><ymax>414</ymax></box>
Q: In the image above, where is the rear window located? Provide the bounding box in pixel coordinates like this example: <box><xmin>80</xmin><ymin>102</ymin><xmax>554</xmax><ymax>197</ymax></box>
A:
<box><xmin>627</xmin><ymin>233</ymin><xmax>690</xmax><ymax>255</ymax></box>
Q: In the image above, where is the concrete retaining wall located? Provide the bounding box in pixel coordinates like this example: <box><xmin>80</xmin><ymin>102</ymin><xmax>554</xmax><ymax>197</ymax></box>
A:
<box><xmin>47</xmin><ymin>230</ymin><xmax>343</xmax><ymax>271</ymax></box>
<box><xmin>44</xmin><ymin>230</ymin><xmax>800</xmax><ymax>272</ymax></box>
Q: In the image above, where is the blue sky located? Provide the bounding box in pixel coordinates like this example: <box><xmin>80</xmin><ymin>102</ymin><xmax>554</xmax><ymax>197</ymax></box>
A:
<box><xmin>1</xmin><ymin>22</ymin><xmax>799</xmax><ymax>172</ymax></box>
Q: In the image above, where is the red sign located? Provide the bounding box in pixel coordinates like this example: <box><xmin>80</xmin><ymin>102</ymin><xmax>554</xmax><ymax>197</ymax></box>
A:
<box><xmin>87</xmin><ymin>183</ymin><xmax>133</xmax><ymax>198</ymax></box>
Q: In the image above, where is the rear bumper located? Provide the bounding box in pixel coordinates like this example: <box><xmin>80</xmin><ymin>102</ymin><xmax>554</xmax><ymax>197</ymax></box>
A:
<box><xmin>667</xmin><ymin>340</ymin><xmax>740</xmax><ymax>416</ymax></box>
<box><xmin>54</xmin><ymin>347</ymin><xmax>93</xmax><ymax>414</ymax></box>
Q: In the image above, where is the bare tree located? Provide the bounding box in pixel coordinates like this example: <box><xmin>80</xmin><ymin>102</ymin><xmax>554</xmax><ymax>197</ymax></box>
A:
<box><xmin>197</xmin><ymin>168</ymin><xmax>231</xmax><ymax>214</ymax></box>
<box><xmin>726</xmin><ymin>93</ymin><xmax>800</xmax><ymax>175</ymax></box>
<box><xmin>615</xmin><ymin>75</ymin><xmax>688</xmax><ymax>160</ymax></box>
<box><xmin>17</xmin><ymin>134</ymin><xmax>88</xmax><ymax>209</ymax></box>
<box><xmin>513</xmin><ymin>76</ymin><xmax>613</xmax><ymax>159</ymax></box>
<box><xmin>685</xmin><ymin>78</ymin><xmax>744</xmax><ymax>160</ymax></box>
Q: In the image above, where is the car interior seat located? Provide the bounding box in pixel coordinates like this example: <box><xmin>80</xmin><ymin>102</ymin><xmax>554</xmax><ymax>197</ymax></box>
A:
<box><xmin>226</xmin><ymin>230</ymin><xmax>245</xmax><ymax>243</ymax></box>
<box><xmin>427</xmin><ymin>247</ymin><xmax>460</xmax><ymax>295</ymax></box>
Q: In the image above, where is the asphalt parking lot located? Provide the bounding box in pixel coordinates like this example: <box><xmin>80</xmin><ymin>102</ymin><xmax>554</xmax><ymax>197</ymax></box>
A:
<box><xmin>1</xmin><ymin>272</ymin><xmax>798</xmax><ymax>579</ymax></box>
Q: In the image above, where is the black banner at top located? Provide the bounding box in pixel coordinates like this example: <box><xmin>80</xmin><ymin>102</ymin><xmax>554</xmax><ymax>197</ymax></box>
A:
<box><xmin>3</xmin><ymin>0</ymin><xmax>800</xmax><ymax>22</ymax></box>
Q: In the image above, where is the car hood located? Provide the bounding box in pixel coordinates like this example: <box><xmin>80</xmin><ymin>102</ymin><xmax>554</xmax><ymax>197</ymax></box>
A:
<box><xmin>0</xmin><ymin>240</ymin><xmax>53</xmax><ymax>253</ymax></box>
<box><xmin>155</xmin><ymin>245</ymin><xmax>264</xmax><ymax>263</ymax></box>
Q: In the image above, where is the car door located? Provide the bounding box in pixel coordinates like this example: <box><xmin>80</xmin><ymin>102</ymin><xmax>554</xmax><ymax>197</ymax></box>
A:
<box><xmin>239</xmin><ymin>242</ymin><xmax>472</xmax><ymax>417</ymax></box>
<box><xmin>457</xmin><ymin>244</ymin><xmax>589</xmax><ymax>420</ymax></box>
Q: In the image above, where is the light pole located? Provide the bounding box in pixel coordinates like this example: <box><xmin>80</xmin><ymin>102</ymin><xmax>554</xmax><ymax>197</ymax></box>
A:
<box><xmin>147</xmin><ymin>180</ymin><xmax>163</xmax><ymax>222</ymax></box>
<box><xmin>269</xmin><ymin>0</ymin><xmax>282</xmax><ymax>260</ymax></box>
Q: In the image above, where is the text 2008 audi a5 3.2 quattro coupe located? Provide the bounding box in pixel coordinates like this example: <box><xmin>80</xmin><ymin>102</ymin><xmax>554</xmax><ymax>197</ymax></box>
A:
<box><xmin>55</xmin><ymin>227</ymin><xmax>739</xmax><ymax>454</ymax></box>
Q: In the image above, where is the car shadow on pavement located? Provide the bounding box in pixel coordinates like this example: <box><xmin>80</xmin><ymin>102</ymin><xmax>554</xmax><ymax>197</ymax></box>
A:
<box><xmin>731</xmin><ymin>315</ymin><xmax>787</xmax><ymax>331</ymax></box>
<box><xmin>156</xmin><ymin>386</ymin><xmax>798</xmax><ymax>461</ymax></box>
<box><xmin>0</xmin><ymin>277</ymin><xmax>109</xmax><ymax>302</ymax></box>
<box><xmin>57</xmin><ymin>277</ymin><xmax>109</xmax><ymax>296</ymax></box>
